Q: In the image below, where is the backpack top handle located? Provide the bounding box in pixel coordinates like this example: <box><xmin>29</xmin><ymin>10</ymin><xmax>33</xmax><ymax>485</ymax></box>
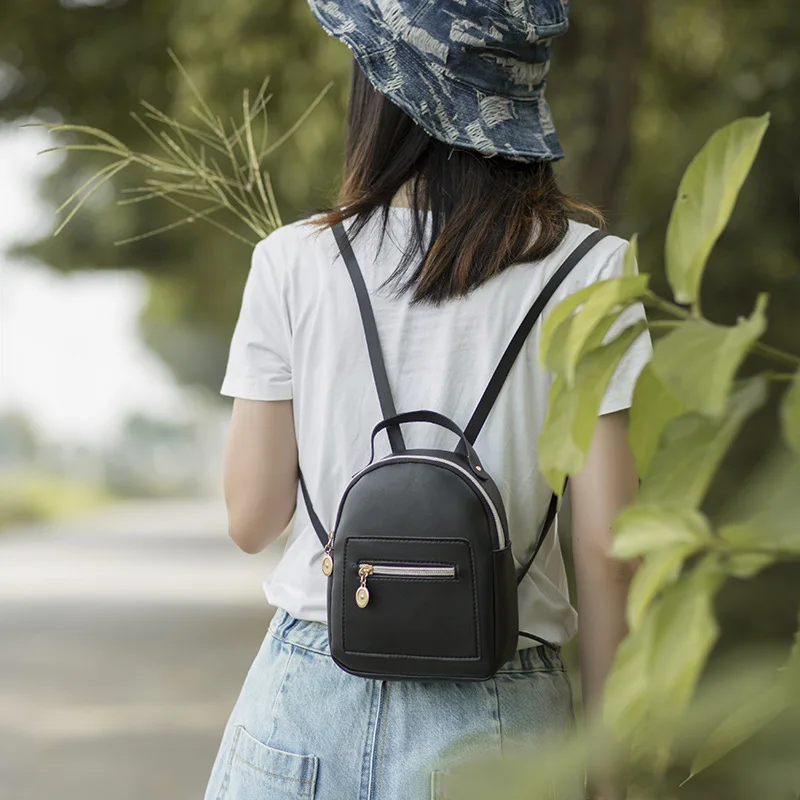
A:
<box><xmin>367</xmin><ymin>409</ymin><xmax>487</xmax><ymax>478</ymax></box>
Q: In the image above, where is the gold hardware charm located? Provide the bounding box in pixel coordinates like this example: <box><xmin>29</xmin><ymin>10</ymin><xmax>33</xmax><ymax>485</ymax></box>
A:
<box><xmin>356</xmin><ymin>564</ymin><xmax>374</xmax><ymax>608</ymax></box>
<box><xmin>321</xmin><ymin>532</ymin><xmax>335</xmax><ymax>576</ymax></box>
<box><xmin>355</xmin><ymin>586</ymin><xmax>370</xmax><ymax>608</ymax></box>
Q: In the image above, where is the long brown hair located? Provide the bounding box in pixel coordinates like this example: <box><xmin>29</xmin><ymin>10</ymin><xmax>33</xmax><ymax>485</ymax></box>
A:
<box><xmin>313</xmin><ymin>59</ymin><xmax>603</xmax><ymax>304</ymax></box>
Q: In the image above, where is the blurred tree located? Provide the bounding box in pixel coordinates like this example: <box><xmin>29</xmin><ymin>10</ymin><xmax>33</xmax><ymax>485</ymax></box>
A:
<box><xmin>1</xmin><ymin>1</ymin><xmax>797</xmax><ymax>476</ymax></box>
<box><xmin>0</xmin><ymin>410</ymin><xmax>39</xmax><ymax>469</ymax></box>
<box><xmin>547</xmin><ymin>0</ymin><xmax>800</xmax><ymax>521</ymax></box>
<box><xmin>0</xmin><ymin>0</ymin><xmax>351</xmax><ymax>388</ymax></box>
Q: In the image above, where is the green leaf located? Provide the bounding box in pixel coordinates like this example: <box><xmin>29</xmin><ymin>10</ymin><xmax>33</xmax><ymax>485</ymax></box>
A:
<box><xmin>646</xmin><ymin>560</ymin><xmax>724</xmax><ymax>767</ymax></box>
<box><xmin>719</xmin><ymin>458</ymin><xmax>800</xmax><ymax>555</ymax></box>
<box><xmin>627</xmin><ymin>547</ymin><xmax>697</xmax><ymax>631</ymax></box>
<box><xmin>665</xmin><ymin>114</ymin><xmax>770</xmax><ymax>305</ymax></box>
<box><xmin>622</xmin><ymin>234</ymin><xmax>639</xmax><ymax>277</ymax></box>
<box><xmin>726</xmin><ymin>552</ymin><xmax>776</xmax><ymax>579</ymax></box>
<box><xmin>604</xmin><ymin>559</ymin><xmax>724</xmax><ymax>757</ymax></box>
<box><xmin>629</xmin><ymin>364</ymin><xmax>687</xmax><ymax>477</ymax></box>
<box><xmin>689</xmin><ymin>683</ymin><xmax>787</xmax><ymax>778</ymax></box>
<box><xmin>649</xmin><ymin>294</ymin><xmax>768</xmax><ymax>419</ymax></box>
<box><xmin>613</xmin><ymin>506</ymin><xmax>714</xmax><ymax>631</ymax></box>
<box><xmin>603</xmin><ymin>605</ymin><xmax>659</xmax><ymax>738</ymax></box>
<box><xmin>540</xmin><ymin>275</ymin><xmax>647</xmax><ymax>368</ymax></box>
<box><xmin>781</xmin><ymin>370</ymin><xmax>800</xmax><ymax>454</ymax></box>
<box><xmin>538</xmin><ymin>322</ymin><xmax>648</xmax><ymax>493</ymax></box>
<box><xmin>545</xmin><ymin>307</ymin><xmax>624</xmax><ymax>378</ymax></box>
<box><xmin>639</xmin><ymin>377</ymin><xmax>767</xmax><ymax>508</ymax></box>
<box><xmin>612</xmin><ymin>505</ymin><xmax>714</xmax><ymax>559</ymax></box>
<box><xmin>560</xmin><ymin>276</ymin><xmax>648</xmax><ymax>385</ymax></box>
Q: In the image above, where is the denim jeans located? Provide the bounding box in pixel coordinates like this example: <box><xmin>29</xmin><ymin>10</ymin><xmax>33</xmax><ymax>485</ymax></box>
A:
<box><xmin>204</xmin><ymin>608</ymin><xmax>578</xmax><ymax>800</ymax></box>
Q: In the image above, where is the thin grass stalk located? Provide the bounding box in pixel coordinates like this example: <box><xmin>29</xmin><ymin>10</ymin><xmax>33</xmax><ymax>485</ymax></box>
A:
<box><xmin>262</xmin><ymin>82</ymin><xmax>333</xmax><ymax>158</ymax></box>
<box><xmin>264</xmin><ymin>170</ymin><xmax>281</xmax><ymax>229</ymax></box>
<box><xmin>259</xmin><ymin>98</ymin><xmax>270</xmax><ymax>157</ymax></box>
<box><xmin>219</xmin><ymin>110</ymin><xmax>263</xmax><ymax>221</ymax></box>
<box><xmin>39</xmin><ymin>143</ymin><xmax>128</xmax><ymax>158</ymax></box>
<box><xmin>54</xmin><ymin>159</ymin><xmax>132</xmax><ymax>236</ymax></box>
<box><xmin>149</xmin><ymin>192</ymin><xmax>262</xmax><ymax>244</ymax></box>
<box><xmin>140</xmin><ymin>100</ymin><xmax>226</xmax><ymax>155</ymax></box>
<box><xmin>42</xmin><ymin>123</ymin><xmax>128</xmax><ymax>150</ymax></box>
<box><xmin>118</xmin><ymin>181</ymin><xmax>219</xmax><ymax>206</ymax></box>
<box><xmin>114</xmin><ymin>201</ymin><xmax>227</xmax><ymax>246</ymax></box>
<box><xmin>243</xmin><ymin>88</ymin><xmax>276</xmax><ymax>228</ymax></box>
<box><xmin>130</xmin><ymin>110</ymin><xmax>199</xmax><ymax>168</ymax></box>
<box><xmin>166</xmin><ymin>48</ymin><xmax>220</xmax><ymax>134</ymax></box>
<box><xmin>205</xmin><ymin>152</ymin><xmax>267</xmax><ymax>232</ymax></box>
<box><xmin>56</xmin><ymin>158</ymin><xmax>131</xmax><ymax>214</ymax></box>
<box><xmin>44</xmin><ymin>51</ymin><xmax>329</xmax><ymax>246</ymax></box>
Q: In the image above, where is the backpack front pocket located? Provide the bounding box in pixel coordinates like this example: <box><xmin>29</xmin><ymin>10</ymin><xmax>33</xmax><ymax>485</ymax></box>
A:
<box><xmin>338</xmin><ymin>538</ymin><xmax>480</xmax><ymax>661</ymax></box>
<box><xmin>354</xmin><ymin>562</ymin><xmax>456</xmax><ymax>608</ymax></box>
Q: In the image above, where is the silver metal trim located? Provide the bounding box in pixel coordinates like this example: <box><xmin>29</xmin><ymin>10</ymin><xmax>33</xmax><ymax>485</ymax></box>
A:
<box><xmin>362</xmin><ymin>563</ymin><xmax>456</xmax><ymax>579</ymax></box>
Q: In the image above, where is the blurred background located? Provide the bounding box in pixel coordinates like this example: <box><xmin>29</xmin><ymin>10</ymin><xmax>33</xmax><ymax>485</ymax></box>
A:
<box><xmin>0</xmin><ymin>1</ymin><xmax>798</xmax><ymax>798</ymax></box>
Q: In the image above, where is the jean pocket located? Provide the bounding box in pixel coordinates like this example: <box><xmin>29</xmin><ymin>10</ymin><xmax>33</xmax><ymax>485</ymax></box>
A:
<box><xmin>219</xmin><ymin>725</ymin><xmax>318</xmax><ymax>800</ymax></box>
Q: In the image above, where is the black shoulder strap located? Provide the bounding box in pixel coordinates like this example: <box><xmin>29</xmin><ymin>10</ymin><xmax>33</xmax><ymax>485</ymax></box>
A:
<box><xmin>299</xmin><ymin>468</ymin><xmax>328</xmax><ymax>547</ymax></box>
<box><xmin>463</xmin><ymin>229</ymin><xmax>610</xmax><ymax>445</ymax></box>
<box><xmin>516</xmin><ymin>487</ymin><xmax>567</xmax><ymax>650</ymax></box>
<box><xmin>517</xmin><ymin>489</ymin><xmax>560</xmax><ymax>586</ymax></box>
<box><xmin>332</xmin><ymin>223</ymin><xmax>405</xmax><ymax>453</ymax></box>
<box><xmin>299</xmin><ymin>222</ymin><xmax>406</xmax><ymax>548</ymax></box>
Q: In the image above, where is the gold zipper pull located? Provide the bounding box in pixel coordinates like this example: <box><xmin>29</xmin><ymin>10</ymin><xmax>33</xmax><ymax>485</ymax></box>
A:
<box><xmin>321</xmin><ymin>531</ymin><xmax>334</xmax><ymax>577</ymax></box>
<box><xmin>355</xmin><ymin>564</ymin><xmax>373</xmax><ymax>608</ymax></box>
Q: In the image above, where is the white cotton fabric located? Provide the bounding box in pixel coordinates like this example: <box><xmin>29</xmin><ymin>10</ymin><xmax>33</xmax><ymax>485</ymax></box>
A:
<box><xmin>220</xmin><ymin>208</ymin><xmax>652</xmax><ymax>647</ymax></box>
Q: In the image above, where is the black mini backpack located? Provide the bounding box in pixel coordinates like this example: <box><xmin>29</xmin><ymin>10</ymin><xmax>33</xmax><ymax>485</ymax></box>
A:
<box><xmin>300</xmin><ymin>222</ymin><xmax>608</xmax><ymax>681</ymax></box>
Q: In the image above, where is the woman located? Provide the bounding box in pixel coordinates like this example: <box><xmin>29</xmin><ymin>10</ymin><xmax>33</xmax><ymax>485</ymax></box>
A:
<box><xmin>205</xmin><ymin>1</ymin><xmax>651</xmax><ymax>798</ymax></box>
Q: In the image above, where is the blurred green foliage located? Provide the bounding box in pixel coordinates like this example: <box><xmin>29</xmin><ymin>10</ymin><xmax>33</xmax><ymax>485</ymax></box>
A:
<box><xmin>534</xmin><ymin>116</ymin><xmax>800</xmax><ymax>799</ymax></box>
<box><xmin>0</xmin><ymin>470</ymin><xmax>112</xmax><ymax>530</ymax></box>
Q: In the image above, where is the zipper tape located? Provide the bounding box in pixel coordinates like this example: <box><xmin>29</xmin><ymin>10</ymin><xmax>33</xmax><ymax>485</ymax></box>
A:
<box><xmin>358</xmin><ymin>563</ymin><xmax>456</xmax><ymax>579</ymax></box>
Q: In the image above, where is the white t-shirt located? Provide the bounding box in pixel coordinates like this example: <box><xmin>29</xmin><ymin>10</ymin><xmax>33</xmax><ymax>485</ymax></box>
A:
<box><xmin>220</xmin><ymin>208</ymin><xmax>652</xmax><ymax>647</ymax></box>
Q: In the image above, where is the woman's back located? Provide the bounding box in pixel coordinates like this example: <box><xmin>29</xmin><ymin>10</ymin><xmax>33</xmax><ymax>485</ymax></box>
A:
<box><xmin>220</xmin><ymin>206</ymin><xmax>650</xmax><ymax>646</ymax></box>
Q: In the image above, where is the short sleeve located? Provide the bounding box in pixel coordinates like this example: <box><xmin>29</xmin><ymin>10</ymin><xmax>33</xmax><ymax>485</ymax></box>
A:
<box><xmin>593</xmin><ymin>242</ymin><xmax>653</xmax><ymax>416</ymax></box>
<box><xmin>219</xmin><ymin>237</ymin><xmax>293</xmax><ymax>401</ymax></box>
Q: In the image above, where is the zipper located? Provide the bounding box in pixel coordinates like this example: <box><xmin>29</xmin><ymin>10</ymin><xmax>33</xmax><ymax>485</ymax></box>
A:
<box><xmin>361</xmin><ymin>563</ymin><xmax>456</xmax><ymax>579</ymax></box>
<box><xmin>343</xmin><ymin>455</ymin><xmax>506</xmax><ymax>549</ymax></box>
<box><xmin>355</xmin><ymin>562</ymin><xmax>457</xmax><ymax>609</ymax></box>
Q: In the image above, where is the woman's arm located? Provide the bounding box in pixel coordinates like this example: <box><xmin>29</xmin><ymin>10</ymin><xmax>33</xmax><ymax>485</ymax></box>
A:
<box><xmin>569</xmin><ymin>409</ymin><xmax>640</xmax><ymax>793</ymax></box>
<box><xmin>222</xmin><ymin>398</ymin><xmax>299</xmax><ymax>554</ymax></box>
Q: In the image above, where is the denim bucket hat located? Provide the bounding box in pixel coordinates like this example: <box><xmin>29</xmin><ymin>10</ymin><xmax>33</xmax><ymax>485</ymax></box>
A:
<box><xmin>308</xmin><ymin>0</ymin><xmax>570</xmax><ymax>162</ymax></box>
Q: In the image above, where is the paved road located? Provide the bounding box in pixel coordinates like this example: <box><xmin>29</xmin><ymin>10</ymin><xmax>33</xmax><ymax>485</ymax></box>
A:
<box><xmin>0</xmin><ymin>500</ymin><xmax>282</xmax><ymax>800</ymax></box>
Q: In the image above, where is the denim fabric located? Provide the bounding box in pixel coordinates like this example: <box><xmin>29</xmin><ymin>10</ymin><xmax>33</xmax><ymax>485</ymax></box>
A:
<box><xmin>204</xmin><ymin>608</ymin><xmax>580</xmax><ymax>800</ymax></box>
<box><xmin>307</xmin><ymin>0</ymin><xmax>570</xmax><ymax>163</ymax></box>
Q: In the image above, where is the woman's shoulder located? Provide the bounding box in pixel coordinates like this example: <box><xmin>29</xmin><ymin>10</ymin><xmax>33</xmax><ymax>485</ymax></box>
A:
<box><xmin>253</xmin><ymin>213</ymin><xmax>330</xmax><ymax>258</ymax></box>
<box><xmin>563</xmin><ymin>219</ymin><xmax>629</xmax><ymax>261</ymax></box>
<box><xmin>248</xmin><ymin>215</ymin><xmax>337</xmax><ymax>294</ymax></box>
<box><xmin>552</xmin><ymin>220</ymin><xmax>634</xmax><ymax>289</ymax></box>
